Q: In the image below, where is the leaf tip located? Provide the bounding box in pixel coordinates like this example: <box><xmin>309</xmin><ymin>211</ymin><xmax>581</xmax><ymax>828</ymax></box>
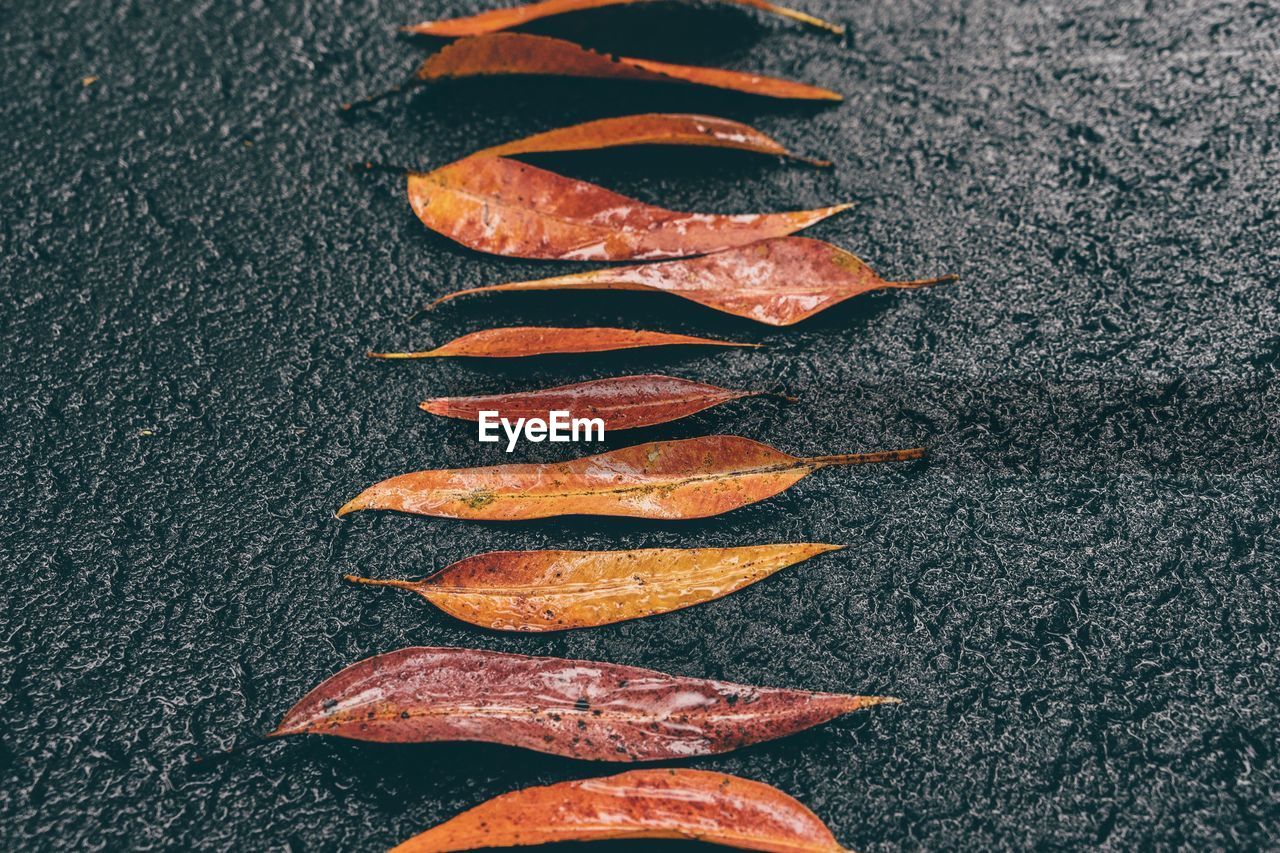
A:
<box><xmin>336</xmin><ymin>496</ymin><xmax>365</xmax><ymax>517</ymax></box>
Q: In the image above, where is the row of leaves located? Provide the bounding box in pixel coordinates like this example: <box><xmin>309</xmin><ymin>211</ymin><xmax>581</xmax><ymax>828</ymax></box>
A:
<box><xmin>305</xmin><ymin>4</ymin><xmax>940</xmax><ymax>851</ymax></box>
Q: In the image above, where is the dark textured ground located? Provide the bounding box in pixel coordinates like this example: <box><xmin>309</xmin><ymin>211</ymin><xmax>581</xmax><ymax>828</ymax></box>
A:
<box><xmin>3</xmin><ymin>0</ymin><xmax>1279</xmax><ymax>849</ymax></box>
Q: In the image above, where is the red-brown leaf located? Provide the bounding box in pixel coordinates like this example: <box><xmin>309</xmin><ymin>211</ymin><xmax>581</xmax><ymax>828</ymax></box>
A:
<box><xmin>391</xmin><ymin>769</ymin><xmax>849</xmax><ymax>853</ymax></box>
<box><xmin>337</xmin><ymin>435</ymin><xmax>925</xmax><ymax>521</ymax></box>
<box><xmin>271</xmin><ymin>647</ymin><xmax>897</xmax><ymax>760</ymax></box>
<box><xmin>404</xmin><ymin>0</ymin><xmax>845</xmax><ymax>38</ymax></box>
<box><xmin>420</xmin><ymin>374</ymin><xmax>774</xmax><ymax>430</ymax></box>
<box><xmin>473</xmin><ymin>112</ymin><xmax>828</xmax><ymax>165</ymax></box>
<box><xmin>413</xmin><ymin>33</ymin><xmax>842</xmax><ymax>101</ymax></box>
<box><xmin>369</xmin><ymin>327</ymin><xmax>756</xmax><ymax>359</ymax></box>
<box><xmin>407</xmin><ymin>155</ymin><xmax>850</xmax><ymax>261</ymax></box>
<box><xmin>430</xmin><ymin>237</ymin><xmax>958</xmax><ymax>325</ymax></box>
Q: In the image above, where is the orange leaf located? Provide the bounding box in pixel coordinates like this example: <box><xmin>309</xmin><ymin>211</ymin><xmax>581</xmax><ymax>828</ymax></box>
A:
<box><xmin>413</xmin><ymin>33</ymin><xmax>842</xmax><ymax>100</ymax></box>
<box><xmin>473</xmin><ymin>112</ymin><xmax>829</xmax><ymax>165</ymax></box>
<box><xmin>421</xmin><ymin>374</ymin><xmax>774</xmax><ymax>430</ymax></box>
<box><xmin>430</xmin><ymin>236</ymin><xmax>958</xmax><ymax>325</ymax></box>
<box><xmin>404</xmin><ymin>0</ymin><xmax>846</xmax><ymax>37</ymax></box>
<box><xmin>407</xmin><ymin>156</ymin><xmax>850</xmax><ymax>261</ymax></box>
<box><xmin>347</xmin><ymin>543</ymin><xmax>842</xmax><ymax>631</ymax></box>
<box><xmin>391</xmin><ymin>769</ymin><xmax>850</xmax><ymax>853</ymax></box>
<box><xmin>272</xmin><ymin>647</ymin><xmax>897</xmax><ymax>760</ymax></box>
<box><xmin>368</xmin><ymin>326</ymin><xmax>755</xmax><ymax>359</ymax></box>
<box><xmin>337</xmin><ymin>435</ymin><xmax>925</xmax><ymax>520</ymax></box>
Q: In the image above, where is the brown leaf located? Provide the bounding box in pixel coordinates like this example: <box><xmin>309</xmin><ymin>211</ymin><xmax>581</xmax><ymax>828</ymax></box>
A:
<box><xmin>404</xmin><ymin>0</ymin><xmax>846</xmax><ymax>38</ymax></box>
<box><xmin>407</xmin><ymin>155</ymin><xmax>850</xmax><ymax>261</ymax></box>
<box><xmin>390</xmin><ymin>769</ymin><xmax>849</xmax><ymax>853</ymax></box>
<box><xmin>347</xmin><ymin>543</ymin><xmax>841</xmax><ymax>631</ymax></box>
<box><xmin>337</xmin><ymin>435</ymin><xmax>925</xmax><ymax>520</ymax></box>
<box><xmin>271</xmin><ymin>646</ymin><xmax>897</xmax><ymax>760</ymax></box>
<box><xmin>473</xmin><ymin>112</ymin><xmax>829</xmax><ymax>165</ymax></box>
<box><xmin>368</xmin><ymin>326</ymin><xmax>756</xmax><ymax>359</ymax></box>
<box><xmin>430</xmin><ymin>236</ymin><xmax>958</xmax><ymax>325</ymax></box>
<box><xmin>412</xmin><ymin>33</ymin><xmax>842</xmax><ymax>100</ymax></box>
<box><xmin>420</xmin><ymin>374</ymin><xmax>777</xmax><ymax>430</ymax></box>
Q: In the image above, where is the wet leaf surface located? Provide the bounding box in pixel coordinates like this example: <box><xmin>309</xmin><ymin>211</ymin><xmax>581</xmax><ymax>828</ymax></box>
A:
<box><xmin>390</xmin><ymin>768</ymin><xmax>847</xmax><ymax>853</ymax></box>
<box><xmin>347</xmin><ymin>543</ymin><xmax>842</xmax><ymax>631</ymax></box>
<box><xmin>420</xmin><ymin>374</ymin><xmax>773</xmax><ymax>430</ymax></box>
<box><xmin>272</xmin><ymin>647</ymin><xmax>897</xmax><ymax>760</ymax></box>
<box><xmin>407</xmin><ymin>155</ymin><xmax>850</xmax><ymax>260</ymax></box>
<box><xmin>369</xmin><ymin>326</ymin><xmax>755</xmax><ymax>359</ymax></box>
<box><xmin>337</xmin><ymin>435</ymin><xmax>925</xmax><ymax>521</ymax></box>
<box><xmin>473</xmin><ymin>112</ymin><xmax>829</xmax><ymax>165</ymax></box>
<box><xmin>412</xmin><ymin>33</ymin><xmax>842</xmax><ymax>100</ymax></box>
<box><xmin>404</xmin><ymin>0</ymin><xmax>845</xmax><ymax>38</ymax></box>
<box><xmin>430</xmin><ymin>236</ymin><xmax>957</xmax><ymax>325</ymax></box>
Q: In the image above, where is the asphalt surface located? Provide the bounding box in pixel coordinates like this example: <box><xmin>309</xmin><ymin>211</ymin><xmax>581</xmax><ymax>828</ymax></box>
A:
<box><xmin>2</xmin><ymin>0</ymin><xmax>1278</xmax><ymax>849</ymax></box>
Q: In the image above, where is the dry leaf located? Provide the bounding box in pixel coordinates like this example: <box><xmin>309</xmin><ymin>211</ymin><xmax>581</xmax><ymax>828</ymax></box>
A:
<box><xmin>473</xmin><ymin>112</ymin><xmax>828</xmax><ymax>165</ymax></box>
<box><xmin>390</xmin><ymin>769</ymin><xmax>849</xmax><ymax>853</ymax></box>
<box><xmin>404</xmin><ymin>0</ymin><xmax>845</xmax><ymax>37</ymax></box>
<box><xmin>368</xmin><ymin>326</ymin><xmax>756</xmax><ymax>359</ymax></box>
<box><xmin>412</xmin><ymin>33</ymin><xmax>841</xmax><ymax>100</ymax></box>
<box><xmin>421</xmin><ymin>374</ymin><xmax>776</xmax><ymax>430</ymax></box>
<box><xmin>347</xmin><ymin>543</ymin><xmax>841</xmax><ymax>630</ymax></box>
<box><xmin>430</xmin><ymin>236</ymin><xmax>958</xmax><ymax>325</ymax></box>
<box><xmin>272</xmin><ymin>646</ymin><xmax>897</xmax><ymax>760</ymax></box>
<box><xmin>408</xmin><ymin>155</ymin><xmax>850</xmax><ymax>260</ymax></box>
<box><xmin>337</xmin><ymin>435</ymin><xmax>925</xmax><ymax>520</ymax></box>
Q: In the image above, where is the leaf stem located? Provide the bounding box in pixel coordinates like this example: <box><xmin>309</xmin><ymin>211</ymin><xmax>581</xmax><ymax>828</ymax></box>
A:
<box><xmin>765</xmin><ymin>1</ymin><xmax>846</xmax><ymax>35</ymax></box>
<box><xmin>889</xmin><ymin>273</ymin><xmax>960</xmax><ymax>290</ymax></box>
<box><xmin>367</xmin><ymin>350</ymin><xmax>439</xmax><ymax>359</ymax></box>
<box><xmin>426</xmin><ymin>285</ymin><xmax>504</xmax><ymax>309</ymax></box>
<box><xmin>344</xmin><ymin>574</ymin><xmax>418</xmax><ymax>591</ymax></box>
<box><xmin>791</xmin><ymin>153</ymin><xmax>834</xmax><ymax>168</ymax></box>
<box><xmin>808</xmin><ymin>447</ymin><xmax>927</xmax><ymax>467</ymax></box>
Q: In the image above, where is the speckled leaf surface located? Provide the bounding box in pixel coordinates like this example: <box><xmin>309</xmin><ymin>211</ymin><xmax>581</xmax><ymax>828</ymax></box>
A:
<box><xmin>348</xmin><ymin>543</ymin><xmax>842</xmax><ymax>630</ymax></box>
<box><xmin>414</xmin><ymin>33</ymin><xmax>842</xmax><ymax>100</ymax></box>
<box><xmin>431</xmin><ymin>237</ymin><xmax>956</xmax><ymax>325</ymax></box>
<box><xmin>421</xmin><ymin>374</ymin><xmax>768</xmax><ymax>430</ymax></box>
<box><xmin>407</xmin><ymin>155</ymin><xmax>850</xmax><ymax>260</ymax></box>
<box><xmin>337</xmin><ymin>436</ymin><xmax>924</xmax><ymax>520</ymax></box>
<box><xmin>4</xmin><ymin>0</ymin><xmax>1278</xmax><ymax>850</ymax></box>
<box><xmin>391</xmin><ymin>769</ymin><xmax>847</xmax><ymax>853</ymax></box>
<box><xmin>472</xmin><ymin>112</ymin><xmax>829</xmax><ymax>163</ymax></box>
<box><xmin>404</xmin><ymin>0</ymin><xmax>845</xmax><ymax>37</ymax></box>
<box><xmin>273</xmin><ymin>646</ymin><xmax>895</xmax><ymax>759</ymax></box>
<box><xmin>370</xmin><ymin>325</ymin><xmax>756</xmax><ymax>358</ymax></box>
